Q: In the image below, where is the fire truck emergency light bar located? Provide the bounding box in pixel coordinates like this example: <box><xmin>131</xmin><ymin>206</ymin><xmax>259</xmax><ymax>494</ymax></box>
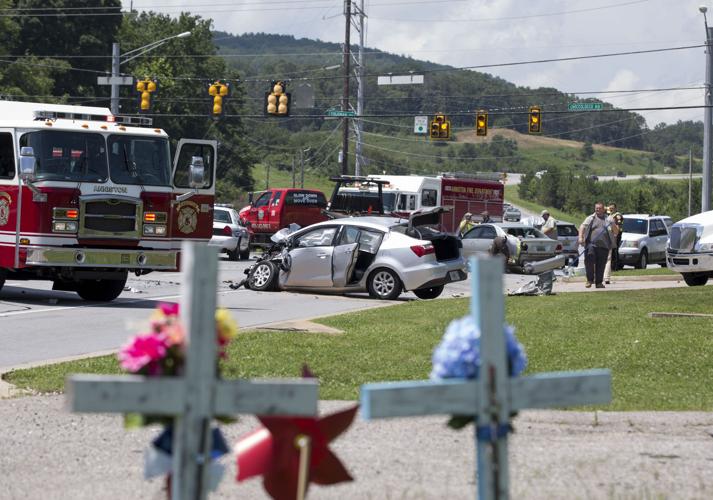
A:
<box><xmin>33</xmin><ymin>111</ymin><xmax>153</xmax><ymax>127</ymax></box>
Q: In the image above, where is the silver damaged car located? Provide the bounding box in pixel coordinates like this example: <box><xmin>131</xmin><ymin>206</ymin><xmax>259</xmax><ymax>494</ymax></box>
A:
<box><xmin>243</xmin><ymin>207</ymin><xmax>467</xmax><ymax>300</ymax></box>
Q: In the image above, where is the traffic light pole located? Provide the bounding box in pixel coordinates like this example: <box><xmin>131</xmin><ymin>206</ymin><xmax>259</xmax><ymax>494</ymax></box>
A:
<box><xmin>703</xmin><ymin>26</ymin><xmax>713</xmax><ymax>212</ymax></box>
<box><xmin>341</xmin><ymin>0</ymin><xmax>352</xmax><ymax>176</ymax></box>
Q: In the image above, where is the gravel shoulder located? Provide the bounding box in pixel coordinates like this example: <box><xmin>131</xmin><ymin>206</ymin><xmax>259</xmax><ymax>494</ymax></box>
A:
<box><xmin>1</xmin><ymin>396</ymin><xmax>712</xmax><ymax>499</ymax></box>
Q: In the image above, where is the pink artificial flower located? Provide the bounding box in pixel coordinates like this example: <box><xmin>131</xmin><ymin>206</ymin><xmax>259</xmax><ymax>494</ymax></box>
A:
<box><xmin>158</xmin><ymin>302</ymin><xmax>179</xmax><ymax>317</ymax></box>
<box><xmin>118</xmin><ymin>332</ymin><xmax>170</xmax><ymax>375</ymax></box>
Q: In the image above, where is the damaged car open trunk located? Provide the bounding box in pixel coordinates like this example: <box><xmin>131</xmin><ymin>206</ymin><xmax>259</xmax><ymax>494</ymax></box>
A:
<box><xmin>405</xmin><ymin>207</ymin><xmax>461</xmax><ymax>261</ymax></box>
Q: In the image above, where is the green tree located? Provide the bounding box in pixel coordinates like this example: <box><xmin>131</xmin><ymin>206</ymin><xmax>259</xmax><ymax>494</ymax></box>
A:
<box><xmin>119</xmin><ymin>12</ymin><xmax>257</xmax><ymax>198</ymax></box>
<box><xmin>580</xmin><ymin>141</ymin><xmax>594</xmax><ymax>161</ymax></box>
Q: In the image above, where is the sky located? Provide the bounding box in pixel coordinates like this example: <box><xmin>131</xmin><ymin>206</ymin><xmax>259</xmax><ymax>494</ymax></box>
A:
<box><xmin>125</xmin><ymin>0</ymin><xmax>712</xmax><ymax>128</ymax></box>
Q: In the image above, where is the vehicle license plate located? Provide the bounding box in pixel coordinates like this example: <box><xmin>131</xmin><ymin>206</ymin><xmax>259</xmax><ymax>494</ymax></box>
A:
<box><xmin>536</xmin><ymin>246</ymin><xmax>545</xmax><ymax>252</ymax></box>
<box><xmin>449</xmin><ymin>270</ymin><xmax>460</xmax><ymax>281</ymax></box>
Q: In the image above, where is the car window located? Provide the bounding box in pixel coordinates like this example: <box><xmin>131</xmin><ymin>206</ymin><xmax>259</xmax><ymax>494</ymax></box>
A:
<box><xmin>663</xmin><ymin>218</ymin><xmax>672</xmax><ymax>230</ymax></box>
<box><xmin>557</xmin><ymin>224</ymin><xmax>578</xmax><ymax>237</ymax></box>
<box><xmin>651</xmin><ymin>219</ymin><xmax>667</xmax><ymax>236</ymax></box>
<box><xmin>271</xmin><ymin>191</ymin><xmax>282</xmax><ymax>206</ymax></box>
<box><xmin>295</xmin><ymin>227</ymin><xmax>338</xmax><ymax>248</ymax></box>
<box><xmin>358</xmin><ymin>229</ymin><xmax>383</xmax><ymax>253</ymax></box>
<box><xmin>285</xmin><ymin>190</ymin><xmax>328</xmax><ymax>207</ymax></box>
<box><xmin>623</xmin><ymin>218</ymin><xmax>647</xmax><ymax>234</ymax></box>
<box><xmin>337</xmin><ymin>225</ymin><xmax>360</xmax><ymax>245</ymax></box>
<box><xmin>507</xmin><ymin>227</ymin><xmax>545</xmax><ymax>239</ymax></box>
<box><xmin>464</xmin><ymin>225</ymin><xmax>496</xmax><ymax>239</ymax></box>
<box><xmin>253</xmin><ymin>192</ymin><xmax>271</xmax><ymax>208</ymax></box>
<box><xmin>213</xmin><ymin>209</ymin><xmax>231</xmax><ymax>223</ymax></box>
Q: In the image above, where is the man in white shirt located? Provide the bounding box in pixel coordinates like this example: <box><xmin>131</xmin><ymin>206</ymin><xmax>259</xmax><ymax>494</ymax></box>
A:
<box><xmin>541</xmin><ymin>209</ymin><xmax>557</xmax><ymax>240</ymax></box>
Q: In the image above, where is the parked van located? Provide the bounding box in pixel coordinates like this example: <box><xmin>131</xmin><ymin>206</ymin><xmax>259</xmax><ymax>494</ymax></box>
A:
<box><xmin>239</xmin><ymin>188</ymin><xmax>328</xmax><ymax>248</ymax></box>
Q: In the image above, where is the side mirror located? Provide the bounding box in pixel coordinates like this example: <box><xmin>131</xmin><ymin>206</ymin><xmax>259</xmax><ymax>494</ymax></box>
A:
<box><xmin>188</xmin><ymin>156</ymin><xmax>205</xmax><ymax>188</ymax></box>
<box><xmin>19</xmin><ymin>146</ymin><xmax>36</xmax><ymax>180</ymax></box>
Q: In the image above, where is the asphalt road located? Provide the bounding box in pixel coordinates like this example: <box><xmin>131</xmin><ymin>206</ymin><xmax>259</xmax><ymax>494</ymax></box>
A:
<box><xmin>0</xmin><ymin>256</ymin><xmax>472</xmax><ymax>371</ymax></box>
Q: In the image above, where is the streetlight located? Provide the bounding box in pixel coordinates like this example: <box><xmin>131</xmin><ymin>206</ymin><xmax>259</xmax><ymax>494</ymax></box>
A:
<box><xmin>105</xmin><ymin>31</ymin><xmax>191</xmax><ymax>115</ymax></box>
<box><xmin>700</xmin><ymin>5</ymin><xmax>713</xmax><ymax>211</ymax></box>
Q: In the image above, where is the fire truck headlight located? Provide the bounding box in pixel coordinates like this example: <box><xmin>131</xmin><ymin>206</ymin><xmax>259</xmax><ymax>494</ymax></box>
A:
<box><xmin>53</xmin><ymin>221</ymin><xmax>78</xmax><ymax>233</ymax></box>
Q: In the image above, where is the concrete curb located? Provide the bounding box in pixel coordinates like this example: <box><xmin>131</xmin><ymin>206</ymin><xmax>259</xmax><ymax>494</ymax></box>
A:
<box><xmin>0</xmin><ymin>349</ymin><xmax>118</xmax><ymax>400</ymax></box>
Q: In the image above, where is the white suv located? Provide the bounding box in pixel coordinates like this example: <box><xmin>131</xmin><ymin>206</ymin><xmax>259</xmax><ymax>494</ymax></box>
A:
<box><xmin>618</xmin><ymin>214</ymin><xmax>672</xmax><ymax>268</ymax></box>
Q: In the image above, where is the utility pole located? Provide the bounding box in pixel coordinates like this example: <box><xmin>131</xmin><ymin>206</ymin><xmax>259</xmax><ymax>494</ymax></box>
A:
<box><xmin>701</xmin><ymin>8</ymin><xmax>713</xmax><ymax>212</ymax></box>
<box><xmin>353</xmin><ymin>0</ymin><xmax>366</xmax><ymax>176</ymax></box>
<box><xmin>111</xmin><ymin>43</ymin><xmax>120</xmax><ymax>115</ymax></box>
<box><xmin>300</xmin><ymin>148</ymin><xmax>310</xmax><ymax>188</ymax></box>
<box><xmin>689</xmin><ymin>148</ymin><xmax>693</xmax><ymax>216</ymax></box>
<box><xmin>266</xmin><ymin>163</ymin><xmax>270</xmax><ymax>190</ymax></box>
<box><xmin>292</xmin><ymin>156</ymin><xmax>296</xmax><ymax>188</ymax></box>
<box><xmin>341</xmin><ymin>0</ymin><xmax>352</xmax><ymax>176</ymax></box>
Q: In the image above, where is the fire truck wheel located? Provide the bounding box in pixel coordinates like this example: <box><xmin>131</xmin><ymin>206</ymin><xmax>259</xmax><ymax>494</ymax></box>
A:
<box><xmin>76</xmin><ymin>277</ymin><xmax>127</xmax><ymax>302</ymax></box>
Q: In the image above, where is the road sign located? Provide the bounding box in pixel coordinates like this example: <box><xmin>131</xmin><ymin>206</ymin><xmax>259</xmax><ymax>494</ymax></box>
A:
<box><xmin>97</xmin><ymin>76</ymin><xmax>134</xmax><ymax>86</ymax></box>
<box><xmin>326</xmin><ymin>109</ymin><xmax>357</xmax><ymax>117</ymax></box>
<box><xmin>377</xmin><ymin>74</ymin><xmax>424</xmax><ymax>85</ymax></box>
<box><xmin>414</xmin><ymin>115</ymin><xmax>428</xmax><ymax>134</ymax></box>
<box><xmin>568</xmin><ymin>102</ymin><xmax>603</xmax><ymax>111</ymax></box>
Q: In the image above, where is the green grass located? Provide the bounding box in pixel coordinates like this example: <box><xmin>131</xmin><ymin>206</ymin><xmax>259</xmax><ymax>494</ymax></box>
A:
<box><xmin>251</xmin><ymin>164</ymin><xmax>336</xmax><ymax>195</ymax></box>
<box><xmin>612</xmin><ymin>267</ymin><xmax>676</xmax><ymax>276</ymax></box>
<box><xmin>5</xmin><ymin>288</ymin><xmax>713</xmax><ymax>411</ymax></box>
<box><xmin>504</xmin><ymin>185</ymin><xmax>585</xmax><ymax>224</ymax></box>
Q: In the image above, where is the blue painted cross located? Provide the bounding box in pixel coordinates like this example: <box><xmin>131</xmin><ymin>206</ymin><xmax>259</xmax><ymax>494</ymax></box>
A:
<box><xmin>360</xmin><ymin>257</ymin><xmax>612</xmax><ymax>500</ymax></box>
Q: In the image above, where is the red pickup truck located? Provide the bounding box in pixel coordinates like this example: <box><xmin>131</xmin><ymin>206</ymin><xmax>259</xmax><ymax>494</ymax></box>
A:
<box><xmin>239</xmin><ymin>188</ymin><xmax>328</xmax><ymax>248</ymax></box>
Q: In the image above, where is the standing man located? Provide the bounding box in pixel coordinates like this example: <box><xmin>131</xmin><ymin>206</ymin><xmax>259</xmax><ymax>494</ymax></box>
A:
<box><xmin>578</xmin><ymin>202</ymin><xmax>618</xmax><ymax>289</ymax></box>
<box><xmin>458</xmin><ymin>212</ymin><xmax>475</xmax><ymax>237</ymax></box>
<box><xmin>540</xmin><ymin>209</ymin><xmax>557</xmax><ymax>239</ymax></box>
<box><xmin>603</xmin><ymin>203</ymin><xmax>624</xmax><ymax>284</ymax></box>
<box><xmin>480</xmin><ymin>211</ymin><xmax>492</xmax><ymax>223</ymax></box>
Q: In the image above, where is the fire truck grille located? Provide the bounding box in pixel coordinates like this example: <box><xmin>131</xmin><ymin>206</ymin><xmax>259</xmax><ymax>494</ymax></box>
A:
<box><xmin>80</xmin><ymin>199</ymin><xmax>141</xmax><ymax>238</ymax></box>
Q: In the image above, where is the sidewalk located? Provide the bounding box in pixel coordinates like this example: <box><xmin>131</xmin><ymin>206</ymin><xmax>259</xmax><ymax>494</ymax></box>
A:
<box><xmin>0</xmin><ymin>396</ymin><xmax>711</xmax><ymax>499</ymax></box>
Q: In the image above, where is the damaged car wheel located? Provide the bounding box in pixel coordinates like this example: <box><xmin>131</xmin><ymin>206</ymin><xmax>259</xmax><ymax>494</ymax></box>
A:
<box><xmin>248</xmin><ymin>261</ymin><xmax>278</xmax><ymax>291</ymax></box>
<box><xmin>413</xmin><ymin>285</ymin><xmax>444</xmax><ymax>300</ymax></box>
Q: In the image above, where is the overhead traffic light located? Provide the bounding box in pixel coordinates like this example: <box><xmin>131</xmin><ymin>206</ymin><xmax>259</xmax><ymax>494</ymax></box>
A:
<box><xmin>430</xmin><ymin>114</ymin><xmax>450</xmax><ymax>140</ymax></box>
<box><xmin>265</xmin><ymin>81</ymin><xmax>290</xmax><ymax>116</ymax></box>
<box><xmin>136</xmin><ymin>79</ymin><xmax>157</xmax><ymax>113</ymax></box>
<box><xmin>528</xmin><ymin>106</ymin><xmax>542</xmax><ymax>134</ymax></box>
<box><xmin>208</xmin><ymin>81</ymin><xmax>230</xmax><ymax>117</ymax></box>
<box><xmin>476</xmin><ymin>110</ymin><xmax>488</xmax><ymax>136</ymax></box>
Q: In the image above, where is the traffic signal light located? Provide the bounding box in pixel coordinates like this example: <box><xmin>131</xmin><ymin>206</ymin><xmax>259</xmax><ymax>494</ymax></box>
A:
<box><xmin>528</xmin><ymin>106</ymin><xmax>542</xmax><ymax>134</ymax></box>
<box><xmin>265</xmin><ymin>81</ymin><xmax>290</xmax><ymax>116</ymax></box>
<box><xmin>136</xmin><ymin>79</ymin><xmax>157</xmax><ymax>113</ymax></box>
<box><xmin>208</xmin><ymin>81</ymin><xmax>230</xmax><ymax>117</ymax></box>
<box><xmin>476</xmin><ymin>110</ymin><xmax>488</xmax><ymax>136</ymax></box>
<box><xmin>430</xmin><ymin>114</ymin><xmax>450</xmax><ymax>140</ymax></box>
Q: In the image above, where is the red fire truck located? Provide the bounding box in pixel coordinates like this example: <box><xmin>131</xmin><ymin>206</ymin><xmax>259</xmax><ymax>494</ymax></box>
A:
<box><xmin>0</xmin><ymin>101</ymin><xmax>217</xmax><ymax>301</ymax></box>
<box><xmin>333</xmin><ymin>172</ymin><xmax>505</xmax><ymax>233</ymax></box>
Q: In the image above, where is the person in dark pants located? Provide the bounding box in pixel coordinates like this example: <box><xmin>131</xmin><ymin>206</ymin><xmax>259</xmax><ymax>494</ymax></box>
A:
<box><xmin>578</xmin><ymin>202</ymin><xmax>617</xmax><ymax>288</ymax></box>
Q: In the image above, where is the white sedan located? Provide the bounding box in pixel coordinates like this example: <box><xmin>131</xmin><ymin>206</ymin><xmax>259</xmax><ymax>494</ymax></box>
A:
<box><xmin>461</xmin><ymin>222</ymin><xmax>562</xmax><ymax>271</ymax></box>
<box><xmin>244</xmin><ymin>208</ymin><xmax>467</xmax><ymax>300</ymax></box>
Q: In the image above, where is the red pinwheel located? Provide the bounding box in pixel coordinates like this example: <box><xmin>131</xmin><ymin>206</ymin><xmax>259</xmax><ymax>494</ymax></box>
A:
<box><xmin>236</xmin><ymin>405</ymin><xmax>358</xmax><ymax>500</ymax></box>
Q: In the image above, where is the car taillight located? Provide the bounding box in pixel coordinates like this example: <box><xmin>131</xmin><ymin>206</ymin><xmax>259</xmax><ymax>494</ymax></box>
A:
<box><xmin>410</xmin><ymin>244</ymin><xmax>435</xmax><ymax>257</ymax></box>
<box><xmin>222</xmin><ymin>225</ymin><xmax>232</xmax><ymax>236</ymax></box>
<box><xmin>556</xmin><ymin>243</ymin><xmax>563</xmax><ymax>253</ymax></box>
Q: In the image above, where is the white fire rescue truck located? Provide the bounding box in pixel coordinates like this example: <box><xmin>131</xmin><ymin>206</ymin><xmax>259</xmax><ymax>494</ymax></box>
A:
<box><xmin>0</xmin><ymin>101</ymin><xmax>216</xmax><ymax>301</ymax></box>
<box><xmin>330</xmin><ymin>172</ymin><xmax>505</xmax><ymax>233</ymax></box>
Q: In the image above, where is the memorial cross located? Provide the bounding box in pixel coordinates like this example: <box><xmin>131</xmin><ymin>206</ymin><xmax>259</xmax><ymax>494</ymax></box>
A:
<box><xmin>67</xmin><ymin>243</ymin><xmax>319</xmax><ymax>500</ymax></box>
<box><xmin>360</xmin><ymin>257</ymin><xmax>612</xmax><ymax>500</ymax></box>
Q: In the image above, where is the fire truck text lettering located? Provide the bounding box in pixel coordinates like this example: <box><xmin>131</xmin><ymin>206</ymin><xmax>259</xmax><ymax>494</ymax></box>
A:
<box><xmin>93</xmin><ymin>186</ymin><xmax>128</xmax><ymax>194</ymax></box>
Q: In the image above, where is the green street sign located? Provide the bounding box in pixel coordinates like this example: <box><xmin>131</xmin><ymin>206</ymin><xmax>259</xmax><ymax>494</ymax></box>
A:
<box><xmin>568</xmin><ymin>102</ymin><xmax>603</xmax><ymax>111</ymax></box>
<box><xmin>326</xmin><ymin>109</ymin><xmax>357</xmax><ymax>117</ymax></box>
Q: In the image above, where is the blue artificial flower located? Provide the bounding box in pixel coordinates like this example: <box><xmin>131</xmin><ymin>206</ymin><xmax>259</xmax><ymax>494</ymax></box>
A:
<box><xmin>430</xmin><ymin>316</ymin><xmax>527</xmax><ymax>380</ymax></box>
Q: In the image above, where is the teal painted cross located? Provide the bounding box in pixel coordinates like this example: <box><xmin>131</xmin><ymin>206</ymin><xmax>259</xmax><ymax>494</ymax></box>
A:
<box><xmin>66</xmin><ymin>243</ymin><xmax>319</xmax><ymax>500</ymax></box>
<box><xmin>360</xmin><ymin>257</ymin><xmax>612</xmax><ymax>499</ymax></box>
